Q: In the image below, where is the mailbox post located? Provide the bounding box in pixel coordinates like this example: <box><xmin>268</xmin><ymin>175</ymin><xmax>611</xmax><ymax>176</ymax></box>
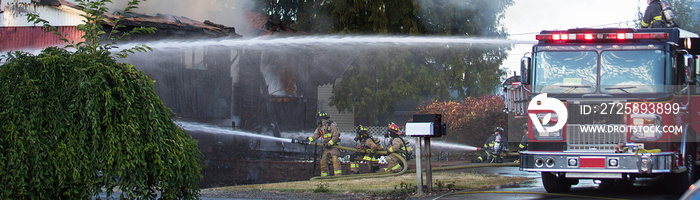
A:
<box><xmin>405</xmin><ymin>114</ymin><xmax>445</xmax><ymax>193</ymax></box>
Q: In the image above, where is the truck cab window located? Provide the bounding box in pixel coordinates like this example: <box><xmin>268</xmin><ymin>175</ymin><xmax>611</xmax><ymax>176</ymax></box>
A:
<box><xmin>533</xmin><ymin>51</ymin><xmax>597</xmax><ymax>93</ymax></box>
<box><xmin>600</xmin><ymin>50</ymin><xmax>665</xmax><ymax>93</ymax></box>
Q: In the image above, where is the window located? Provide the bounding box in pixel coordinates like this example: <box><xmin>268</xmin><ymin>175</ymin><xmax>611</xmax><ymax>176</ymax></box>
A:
<box><xmin>600</xmin><ymin>50</ymin><xmax>665</xmax><ymax>93</ymax></box>
<box><xmin>533</xmin><ymin>51</ymin><xmax>597</xmax><ymax>93</ymax></box>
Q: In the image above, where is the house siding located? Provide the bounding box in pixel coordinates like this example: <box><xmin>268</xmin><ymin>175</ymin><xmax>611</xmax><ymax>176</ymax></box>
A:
<box><xmin>0</xmin><ymin>0</ymin><xmax>84</xmax><ymax>52</ymax></box>
<box><xmin>1</xmin><ymin>0</ymin><xmax>84</xmax><ymax>27</ymax></box>
<box><xmin>0</xmin><ymin>26</ymin><xmax>83</xmax><ymax>52</ymax></box>
<box><xmin>317</xmin><ymin>83</ymin><xmax>354</xmax><ymax>133</ymax></box>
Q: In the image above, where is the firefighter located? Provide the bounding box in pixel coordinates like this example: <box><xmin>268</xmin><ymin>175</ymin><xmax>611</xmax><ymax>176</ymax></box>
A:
<box><xmin>349</xmin><ymin>125</ymin><xmax>382</xmax><ymax>174</ymax></box>
<box><xmin>642</xmin><ymin>0</ymin><xmax>676</xmax><ymax>28</ymax></box>
<box><xmin>515</xmin><ymin>123</ymin><xmax>529</xmax><ymax>164</ymax></box>
<box><xmin>518</xmin><ymin>123</ymin><xmax>529</xmax><ymax>152</ymax></box>
<box><xmin>384</xmin><ymin>123</ymin><xmax>410</xmax><ymax>173</ymax></box>
<box><xmin>307</xmin><ymin>111</ymin><xmax>342</xmax><ymax>176</ymax></box>
<box><xmin>473</xmin><ymin>127</ymin><xmax>507</xmax><ymax>163</ymax></box>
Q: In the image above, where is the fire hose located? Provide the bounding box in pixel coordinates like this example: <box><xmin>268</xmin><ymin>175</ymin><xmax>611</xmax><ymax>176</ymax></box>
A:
<box><xmin>291</xmin><ymin>139</ymin><xmax>519</xmax><ymax>181</ymax></box>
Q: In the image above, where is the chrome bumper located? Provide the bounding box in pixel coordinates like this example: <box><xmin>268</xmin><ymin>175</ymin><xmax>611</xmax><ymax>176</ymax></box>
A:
<box><xmin>520</xmin><ymin>151</ymin><xmax>676</xmax><ymax>175</ymax></box>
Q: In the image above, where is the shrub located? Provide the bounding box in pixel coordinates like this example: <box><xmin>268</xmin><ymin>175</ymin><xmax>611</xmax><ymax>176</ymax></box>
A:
<box><xmin>0</xmin><ymin>0</ymin><xmax>201</xmax><ymax>198</ymax></box>
<box><xmin>415</xmin><ymin>95</ymin><xmax>507</xmax><ymax>146</ymax></box>
<box><xmin>0</xmin><ymin>47</ymin><xmax>201</xmax><ymax>199</ymax></box>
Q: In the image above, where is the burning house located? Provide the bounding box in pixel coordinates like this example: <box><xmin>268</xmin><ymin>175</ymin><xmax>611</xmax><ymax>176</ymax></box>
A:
<box><xmin>113</xmin><ymin>10</ymin><xmax>358</xmax><ymax>187</ymax></box>
<box><xmin>1</xmin><ymin>0</ymin><xmax>354</xmax><ymax>134</ymax></box>
<box><xmin>114</xmin><ymin>12</ymin><xmax>357</xmax><ymax>136</ymax></box>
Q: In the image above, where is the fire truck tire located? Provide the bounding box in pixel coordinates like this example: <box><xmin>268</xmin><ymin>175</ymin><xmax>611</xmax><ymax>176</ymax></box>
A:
<box><xmin>688</xmin><ymin>141</ymin><xmax>698</xmax><ymax>185</ymax></box>
<box><xmin>665</xmin><ymin>135</ymin><xmax>697</xmax><ymax>194</ymax></box>
<box><xmin>542</xmin><ymin>172</ymin><xmax>572</xmax><ymax>193</ymax></box>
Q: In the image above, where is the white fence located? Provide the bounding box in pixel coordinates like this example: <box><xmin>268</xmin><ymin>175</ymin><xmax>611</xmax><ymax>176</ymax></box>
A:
<box><xmin>337</xmin><ymin>125</ymin><xmax>395</xmax><ymax>137</ymax></box>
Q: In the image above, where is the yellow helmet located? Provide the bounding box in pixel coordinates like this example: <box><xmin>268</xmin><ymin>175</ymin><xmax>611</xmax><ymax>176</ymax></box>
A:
<box><xmin>358</xmin><ymin>125</ymin><xmax>369</xmax><ymax>133</ymax></box>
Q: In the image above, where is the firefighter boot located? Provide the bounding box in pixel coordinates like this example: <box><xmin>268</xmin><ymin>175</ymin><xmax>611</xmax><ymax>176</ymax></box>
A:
<box><xmin>350</xmin><ymin>161</ymin><xmax>360</xmax><ymax>174</ymax></box>
<box><xmin>370</xmin><ymin>161</ymin><xmax>380</xmax><ymax>173</ymax></box>
<box><xmin>332</xmin><ymin>155</ymin><xmax>342</xmax><ymax>176</ymax></box>
<box><xmin>320</xmin><ymin>160</ymin><xmax>329</xmax><ymax>177</ymax></box>
<box><xmin>349</xmin><ymin>153</ymin><xmax>361</xmax><ymax>174</ymax></box>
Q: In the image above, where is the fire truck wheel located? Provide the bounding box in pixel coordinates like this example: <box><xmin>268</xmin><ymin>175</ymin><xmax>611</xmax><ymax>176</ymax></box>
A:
<box><xmin>665</xmin><ymin>136</ymin><xmax>697</xmax><ymax>194</ymax></box>
<box><xmin>542</xmin><ymin>172</ymin><xmax>572</xmax><ymax>193</ymax></box>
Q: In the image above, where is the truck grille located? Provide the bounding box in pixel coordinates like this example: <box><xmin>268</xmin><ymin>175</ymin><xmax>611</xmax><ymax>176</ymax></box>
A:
<box><xmin>566</xmin><ymin>100</ymin><xmax>625</xmax><ymax>124</ymax></box>
<box><xmin>566</xmin><ymin>100</ymin><xmax>626</xmax><ymax>151</ymax></box>
<box><xmin>566</xmin><ymin>124</ymin><xmax>626</xmax><ymax>151</ymax></box>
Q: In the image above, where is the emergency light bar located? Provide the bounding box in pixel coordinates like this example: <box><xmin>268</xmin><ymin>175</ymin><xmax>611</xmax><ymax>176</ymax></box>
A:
<box><xmin>536</xmin><ymin>32</ymin><xmax>668</xmax><ymax>41</ymax></box>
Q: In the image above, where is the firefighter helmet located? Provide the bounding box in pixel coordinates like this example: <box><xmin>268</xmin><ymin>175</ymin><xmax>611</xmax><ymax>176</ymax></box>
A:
<box><xmin>494</xmin><ymin>127</ymin><xmax>504</xmax><ymax>134</ymax></box>
<box><xmin>355</xmin><ymin>125</ymin><xmax>370</xmax><ymax>142</ymax></box>
<box><xmin>357</xmin><ymin>125</ymin><xmax>369</xmax><ymax>134</ymax></box>
<box><xmin>388</xmin><ymin>123</ymin><xmax>401</xmax><ymax>135</ymax></box>
<box><xmin>316</xmin><ymin>111</ymin><xmax>330</xmax><ymax>119</ymax></box>
<box><xmin>522</xmin><ymin>123</ymin><xmax>528</xmax><ymax>130</ymax></box>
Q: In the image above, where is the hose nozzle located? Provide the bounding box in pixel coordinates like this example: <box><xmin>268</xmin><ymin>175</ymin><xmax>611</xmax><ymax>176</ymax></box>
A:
<box><xmin>291</xmin><ymin>139</ymin><xmax>310</xmax><ymax>145</ymax></box>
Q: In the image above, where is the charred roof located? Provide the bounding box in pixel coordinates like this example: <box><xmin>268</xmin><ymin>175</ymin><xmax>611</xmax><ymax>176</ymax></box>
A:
<box><xmin>103</xmin><ymin>12</ymin><xmax>241</xmax><ymax>38</ymax></box>
<box><xmin>36</xmin><ymin>0</ymin><xmax>241</xmax><ymax>38</ymax></box>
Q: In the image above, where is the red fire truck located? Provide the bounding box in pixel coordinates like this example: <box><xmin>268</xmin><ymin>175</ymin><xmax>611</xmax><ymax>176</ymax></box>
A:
<box><xmin>503</xmin><ymin>27</ymin><xmax>700</xmax><ymax>193</ymax></box>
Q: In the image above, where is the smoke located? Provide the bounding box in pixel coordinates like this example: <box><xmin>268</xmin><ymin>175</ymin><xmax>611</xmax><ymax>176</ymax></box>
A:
<box><xmin>412</xmin><ymin>0</ymin><xmax>512</xmax><ymax>37</ymax></box>
<box><xmin>413</xmin><ymin>0</ymin><xmax>479</xmax><ymax>12</ymax></box>
<box><xmin>105</xmin><ymin>0</ymin><xmax>254</xmax><ymax>36</ymax></box>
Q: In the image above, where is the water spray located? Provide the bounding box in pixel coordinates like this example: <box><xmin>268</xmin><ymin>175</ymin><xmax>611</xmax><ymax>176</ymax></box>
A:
<box><xmin>179</xmin><ymin>122</ymin><xmax>291</xmax><ymax>143</ymax></box>
<box><xmin>431</xmin><ymin>141</ymin><xmax>481</xmax><ymax>151</ymax></box>
<box><xmin>118</xmin><ymin>35</ymin><xmax>536</xmax><ymax>51</ymax></box>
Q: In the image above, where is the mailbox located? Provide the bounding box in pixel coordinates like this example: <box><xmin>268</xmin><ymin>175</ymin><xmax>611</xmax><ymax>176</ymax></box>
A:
<box><xmin>406</xmin><ymin>114</ymin><xmax>446</xmax><ymax>137</ymax></box>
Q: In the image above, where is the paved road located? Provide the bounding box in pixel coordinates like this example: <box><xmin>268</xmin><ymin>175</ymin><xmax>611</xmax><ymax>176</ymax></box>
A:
<box><xmin>97</xmin><ymin>165</ymin><xmax>685</xmax><ymax>200</ymax></box>
<box><xmin>429</xmin><ymin>166</ymin><xmax>683</xmax><ymax>200</ymax></box>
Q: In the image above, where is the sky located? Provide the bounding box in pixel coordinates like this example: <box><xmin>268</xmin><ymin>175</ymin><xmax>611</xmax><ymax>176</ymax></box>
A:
<box><xmin>501</xmin><ymin>0</ymin><xmax>648</xmax><ymax>77</ymax></box>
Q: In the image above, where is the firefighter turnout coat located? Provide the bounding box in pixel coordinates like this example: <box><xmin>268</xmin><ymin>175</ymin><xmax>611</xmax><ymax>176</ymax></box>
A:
<box><xmin>350</xmin><ymin>137</ymin><xmax>382</xmax><ymax>173</ymax></box>
<box><xmin>642</xmin><ymin>0</ymin><xmax>665</xmax><ymax>28</ymax></box>
<box><xmin>309</xmin><ymin>121</ymin><xmax>342</xmax><ymax>176</ymax></box>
